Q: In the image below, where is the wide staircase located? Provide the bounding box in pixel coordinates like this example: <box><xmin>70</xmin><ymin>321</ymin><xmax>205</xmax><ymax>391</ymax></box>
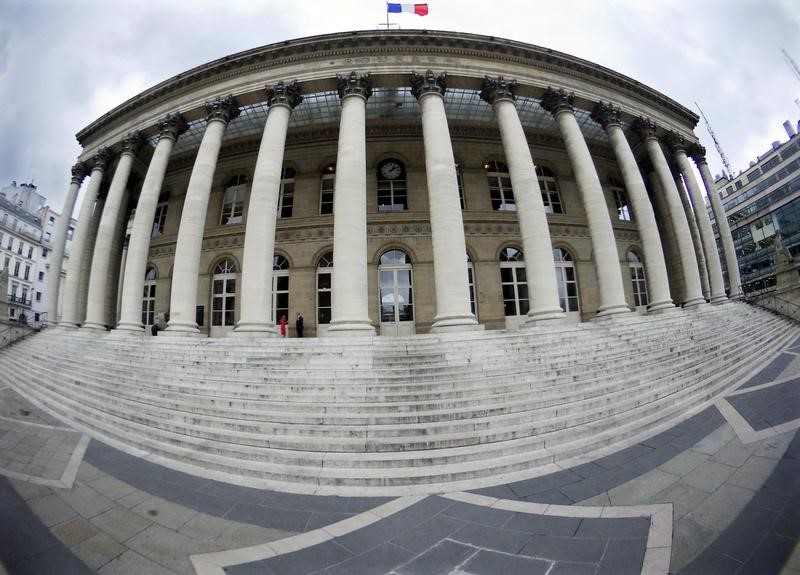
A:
<box><xmin>1</xmin><ymin>302</ymin><xmax>796</xmax><ymax>495</ymax></box>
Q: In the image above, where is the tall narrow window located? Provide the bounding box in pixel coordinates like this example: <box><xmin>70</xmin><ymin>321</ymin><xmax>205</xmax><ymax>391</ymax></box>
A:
<box><xmin>610</xmin><ymin>176</ymin><xmax>632</xmax><ymax>221</ymax></box>
<box><xmin>499</xmin><ymin>247</ymin><xmax>528</xmax><ymax>316</ymax></box>
<box><xmin>211</xmin><ymin>258</ymin><xmax>237</xmax><ymax>326</ymax></box>
<box><xmin>272</xmin><ymin>255</ymin><xmax>290</xmax><ymax>323</ymax></box>
<box><xmin>377</xmin><ymin>159</ymin><xmax>408</xmax><ymax>212</ymax></box>
<box><xmin>379</xmin><ymin>250</ymin><xmax>414</xmax><ymax>322</ymax></box>
<box><xmin>486</xmin><ymin>161</ymin><xmax>515</xmax><ymax>211</ymax></box>
<box><xmin>278</xmin><ymin>167</ymin><xmax>296</xmax><ymax>218</ymax></box>
<box><xmin>152</xmin><ymin>204</ymin><xmax>168</xmax><ymax>237</ymax></box>
<box><xmin>537</xmin><ymin>166</ymin><xmax>563</xmax><ymax>214</ymax></box>
<box><xmin>628</xmin><ymin>250</ymin><xmax>648</xmax><ymax>307</ymax></box>
<box><xmin>27</xmin><ymin>246</ymin><xmax>33</xmax><ymax>259</ymax></box>
<box><xmin>320</xmin><ymin>163</ymin><xmax>336</xmax><ymax>215</ymax></box>
<box><xmin>317</xmin><ymin>252</ymin><xmax>333</xmax><ymax>324</ymax></box>
<box><xmin>142</xmin><ymin>266</ymin><xmax>157</xmax><ymax>325</ymax></box>
<box><xmin>456</xmin><ymin>163</ymin><xmax>465</xmax><ymax>209</ymax></box>
<box><xmin>23</xmin><ymin>265</ymin><xmax>29</xmax><ymax>280</ymax></box>
<box><xmin>467</xmin><ymin>253</ymin><xmax>477</xmax><ymax>316</ymax></box>
<box><xmin>553</xmin><ymin>247</ymin><xmax>579</xmax><ymax>312</ymax></box>
<box><xmin>220</xmin><ymin>175</ymin><xmax>247</xmax><ymax>225</ymax></box>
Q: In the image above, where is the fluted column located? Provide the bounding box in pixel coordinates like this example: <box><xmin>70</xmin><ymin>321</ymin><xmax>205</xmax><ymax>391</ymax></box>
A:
<box><xmin>59</xmin><ymin>149</ymin><xmax>111</xmax><ymax>327</ymax></box>
<box><xmin>411</xmin><ymin>70</ymin><xmax>479</xmax><ymax>332</ymax></box>
<box><xmin>633</xmin><ymin>118</ymin><xmax>705</xmax><ymax>307</ymax></box>
<box><xmin>691</xmin><ymin>144</ymin><xmax>741</xmax><ymax>298</ymax></box>
<box><xmin>117</xmin><ymin>113</ymin><xmax>188</xmax><ymax>331</ymax></box>
<box><xmin>675</xmin><ymin>174</ymin><xmax>711</xmax><ymax>299</ymax></box>
<box><xmin>667</xmin><ymin>133</ymin><xmax>727</xmax><ymax>303</ymax></box>
<box><xmin>328</xmin><ymin>73</ymin><xmax>376</xmax><ymax>335</ymax></box>
<box><xmin>591</xmin><ymin>103</ymin><xmax>674</xmax><ymax>312</ymax></box>
<box><xmin>83</xmin><ymin>132</ymin><xmax>144</xmax><ymax>330</ymax></box>
<box><xmin>541</xmin><ymin>88</ymin><xmax>630</xmax><ymax>317</ymax></box>
<box><xmin>46</xmin><ymin>163</ymin><xmax>88</xmax><ymax>325</ymax></box>
<box><xmin>480</xmin><ymin>77</ymin><xmax>564</xmax><ymax>322</ymax></box>
<box><xmin>235</xmin><ymin>83</ymin><xmax>302</xmax><ymax>334</ymax></box>
<box><xmin>166</xmin><ymin>96</ymin><xmax>240</xmax><ymax>335</ymax></box>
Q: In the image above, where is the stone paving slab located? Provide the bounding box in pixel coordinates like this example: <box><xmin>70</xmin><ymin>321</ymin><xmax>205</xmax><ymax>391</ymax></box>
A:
<box><xmin>727</xmin><ymin>378</ymin><xmax>800</xmax><ymax>431</ymax></box>
<box><xmin>741</xmin><ymin>352</ymin><xmax>796</xmax><ymax>389</ymax></box>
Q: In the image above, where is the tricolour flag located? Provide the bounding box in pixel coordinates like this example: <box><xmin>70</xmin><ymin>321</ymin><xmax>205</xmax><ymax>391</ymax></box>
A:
<box><xmin>387</xmin><ymin>3</ymin><xmax>429</xmax><ymax>16</ymax></box>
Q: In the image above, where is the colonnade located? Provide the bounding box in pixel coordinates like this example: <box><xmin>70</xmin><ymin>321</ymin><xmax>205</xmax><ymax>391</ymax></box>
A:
<box><xmin>54</xmin><ymin>72</ymin><xmax>736</xmax><ymax>336</ymax></box>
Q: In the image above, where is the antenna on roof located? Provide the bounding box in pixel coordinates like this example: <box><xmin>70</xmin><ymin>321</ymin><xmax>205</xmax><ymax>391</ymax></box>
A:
<box><xmin>695</xmin><ymin>101</ymin><xmax>734</xmax><ymax>180</ymax></box>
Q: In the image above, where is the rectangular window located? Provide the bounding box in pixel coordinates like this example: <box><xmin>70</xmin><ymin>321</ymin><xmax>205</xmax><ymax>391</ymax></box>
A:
<box><xmin>0</xmin><ymin>232</ymin><xmax>3</xmax><ymax>245</ymax></box>
<box><xmin>66</xmin><ymin>227</ymin><xmax>74</xmax><ymax>240</ymax></box>
<box><xmin>17</xmin><ymin>242</ymin><xmax>23</xmax><ymax>255</ymax></box>
<box><xmin>7</xmin><ymin>237</ymin><xmax>13</xmax><ymax>250</ymax></box>
<box><xmin>27</xmin><ymin>246</ymin><xmax>33</xmax><ymax>259</ymax></box>
<box><xmin>220</xmin><ymin>187</ymin><xmax>244</xmax><ymax>225</ymax></box>
<box><xmin>23</xmin><ymin>265</ymin><xmax>30</xmax><ymax>280</ymax></box>
<box><xmin>49</xmin><ymin>216</ymin><xmax>55</xmax><ymax>224</ymax></box>
<box><xmin>42</xmin><ymin>249</ymin><xmax>48</xmax><ymax>258</ymax></box>
<box><xmin>278</xmin><ymin>182</ymin><xmax>294</xmax><ymax>218</ymax></box>
<box><xmin>319</xmin><ymin>177</ymin><xmax>334</xmax><ymax>215</ymax></box>
<box><xmin>38</xmin><ymin>271</ymin><xmax>44</xmax><ymax>281</ymax></box>
<box><xmin>152</xmin><ymin>204</ymin><xmax>168</xmax><ymax>236</ymax></box>
<box><xmin>3</xmin><ymin>256</ymin><xmax>9</xmax><ymax>270</ymax></box>
<box><xmin>613</xmin><ymin>188</ymin><xmax>632</xmax><ymax>221</ymax></box>
<box><xmin>13</xmin><ymin>261</ymin><xmax>20</xmax><ymax>276</ymax></box>
<box><xmin>44</xmin><ymin>232</ymin><xmax>51</xmax><ymax>242</ymax></box>
<box><xmin>35</xmin><ymin>291</ymin><xmax>41</xmax><ymax>302</ymax></box>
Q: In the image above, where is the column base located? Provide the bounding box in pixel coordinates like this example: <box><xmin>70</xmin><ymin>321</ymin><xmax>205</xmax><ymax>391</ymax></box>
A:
<box><xmin>595</xmin><ymin>304</ymin><xmax>632</xmax><ymax>317</ymax></box>
<box><xmin>430</xmin><ymin>321</ymin><xmax>485</xmax><ymax>334</ymax></box>
<box><xmin>682</xmin><ymin>297</ymin><xmax>708</xmax><ymax>308</ymax></box>
<box><xmin>525</xmin><ymin>307</ymin><xmax>567</xmax><ymax>323</ymax></box>
<box><xmin>81</xmin><ymin>321</ymin><xmax>109</xmax><ymax>332</ymax></box>
<box><xmin>646</xmin><ymin>300</ymin><xmax>677</xmax><ymax>313</ymax></box>
<box><xmin>710</xmin><ymin>294</ymin><xmax>729</xmax><ymax>304</ymax></box>
<box><xmin>57</xmin><ymin>322</ymin><xmax>81</xmax><ymax>330</ymax></box>
<box><xmin>162</xmin><ymin>322</ymin><xmax>205</xmax><ymax>338</ymax></box>
<box><xmin>115</xmin><ymin>321</ymin><xmax>145</xmax><ymax>332</ymax></box>
<box><xmin>327</xmin><ymin>319</ymin><xmax>376</xmax><ymax>337</ymax></box>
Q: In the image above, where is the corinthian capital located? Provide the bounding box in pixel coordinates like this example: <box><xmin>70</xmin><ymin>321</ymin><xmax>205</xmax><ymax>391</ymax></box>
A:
<box><xmin>93</xmin><ymin>147</ymin><xmax>112</xmax><ymax>171</ymax></box>
<box><xmin>590</xmin><ymin>102</ymin><xmax>623</xmax><ymax>129</ymax></box>
<box><xmin>410</xmin><ymin>70</ymin><xmax>447</xmax><ymax>100</ymax></box>
<box><xmin>120</xmin><ymin>131</ymin><xmax>145</xmax><ymax>155</ymax></box>
<box><xmin>689</xmin><ymin>143</ymin><xmax>708</xmax><ymax>165</ymax></box>
<box><xmin>266</xmin><ymin>80</ymin><xmax>303</xmax><ymax>109</ymax></box>
<box><xmin>70</xmin><ymin>162</ymin><xmax>89</xmax><ymax>185</ymax></box>
<box><xmin>540</xmin><ymin>87</ymin><xmax>575</xmax><ymax>116</ymax></box>
<box><xmin>664</xmin><ymin>131</ymin><xmax>688</xmax><ymax>154</ymax></box>
<box><xmin>205</xmin><ymin>95</ymin><xmax>241</xmax><ymax>124</ymax></box>
<box><xmin>479</xmin><ymin>76</ymin><xmax>517</xmax><ymax>105</ymax></box>
<box><xmin>631</xmin><ymin>117</ymin><xmax>659</xmax><ymax>141</ymax></box>
<box><xmin>336</xmin><ymin>72</ymin><xmax>373</xmax><ymax>100</ymax></box>
<box><xmin>157</xmin><ymin>112</ymin><xmax>189</xmax><ymax>142</ymax></box>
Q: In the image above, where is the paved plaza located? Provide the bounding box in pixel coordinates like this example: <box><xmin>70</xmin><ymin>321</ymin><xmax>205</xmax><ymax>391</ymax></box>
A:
<box><xmin>1</xmin><ymin>341</ymin><xmax>799</xmax><ymax>574</ymax></box>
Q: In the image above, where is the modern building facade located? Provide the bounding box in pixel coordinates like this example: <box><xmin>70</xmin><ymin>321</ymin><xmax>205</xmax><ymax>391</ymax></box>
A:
<box><xmin>713</xmin><ymin>120</ymin><xmax>800</xmax><ymax>293</ymax></box>
<box><xmin>58</xmin><ymin>30</ymin><xmax>737</xmax><ymax>338</ymax></box>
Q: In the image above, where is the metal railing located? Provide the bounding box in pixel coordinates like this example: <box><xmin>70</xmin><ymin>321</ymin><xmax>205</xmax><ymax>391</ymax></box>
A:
<box><xmin>741</xmin><ymin>285</ymin><xmax>800</xmax><ymax>323</ymax></box>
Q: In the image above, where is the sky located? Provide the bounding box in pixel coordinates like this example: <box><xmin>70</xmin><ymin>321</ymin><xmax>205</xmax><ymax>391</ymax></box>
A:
<box><xmin>0</xmin><ymin>0</ymin><xmax>798</xmax><ymax>214</ymax></box>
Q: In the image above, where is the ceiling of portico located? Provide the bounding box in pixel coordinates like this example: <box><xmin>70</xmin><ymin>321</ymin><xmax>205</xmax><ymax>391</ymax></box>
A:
<box><xmin>156</xmin><ymin>87</ymin><xmax>609</xmax><ymax>156</ymax></box>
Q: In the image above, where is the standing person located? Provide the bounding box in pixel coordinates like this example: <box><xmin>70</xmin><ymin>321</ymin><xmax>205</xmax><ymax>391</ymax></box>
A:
<box><xmin>295</xmin><ymin>313</ymin><xmax>304</xmax><ymax>338</ymax></box>
<box><xmin>279</xmin><ymin>314</ymin><xmax>287</xmax><ymax>337</ymax></box>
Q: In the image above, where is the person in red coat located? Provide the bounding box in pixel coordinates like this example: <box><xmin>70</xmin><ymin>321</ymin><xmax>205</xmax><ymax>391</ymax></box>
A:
<box><xmin>279</xmin><ymin>314</ymin><xmax>287</xmax><ymax>337</ymax></box>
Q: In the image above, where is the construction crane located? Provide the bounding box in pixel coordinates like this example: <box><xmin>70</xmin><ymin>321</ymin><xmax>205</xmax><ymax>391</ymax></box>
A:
<box><xmin>695</xmin><ymin>101</ymin><xmax>734</xmax><ymax>180</ymax></box>
<box><xmin>782</xmin><ymin>47</ymin><xmax>800</xmax><ymax>83</ymax></box>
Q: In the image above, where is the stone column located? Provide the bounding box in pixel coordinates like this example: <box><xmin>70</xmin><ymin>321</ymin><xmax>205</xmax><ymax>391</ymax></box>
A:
<box><xmin>235</xmin><ymin>83</ymin><xmax>302</xmax><ymax>335</ymax></box>
<box><xmin>328</xmin><ymin>73</ymin><xmax>376</xmax><ymax>335</ymax></box>
<box><xmin>633</xmin><ymin>118</ymin><xmax>705</xmax><ymax>307</ymax></box>
<box><xmin>691</xmin><ymin>144</ymin><xmax>742</xmax><ymax>298</ymax></box>
<box><xmin>78</xmin><ymin>193</ymin><xmax>105</xmax><ymax>324</ymax></box>
<box><xmin>59</xmin><ymin>148</ymin><xmax>111</xmax><ymax>328</ymax></box>
<box><xmin>675</xmin><ymin>174</ymin><xmax>711</xmax><ymax>299</ymax></box>
<box><xmin>46</xmin><ymin>162</ymin><xmax>88</xmax><ymax>325</ymax></box>
<box><xmin>83</xmin><ymin>132</ymin><xmax>144</xmax><ymax>330</ymax></box>
<box><xmin>591</xmin><ymin>103</ymin><xmax>674</xmax><ymax>312</ymax></box>
<box><xmin>480</xmin><ymin>77</ymin><xmax>564</xmax><ymax>322</ymax></box>
<box><xmin>117</xmin><ymin>114</ymin><xmax>188</xmax><ymax>331</ymax></box>
<box><xmin>411</xmin><ymin>70</ymin><xmax>479</xmax><ymax>332</ymax></box>
<box><xmin>166</xmin><ymin>96</ymin><xmax>240</xmax><ymax>335</ymax></box>
<box><xmin>541</xmin><ymin>88</ymin><xmax>630</xmax><ymax>317</ymax></box>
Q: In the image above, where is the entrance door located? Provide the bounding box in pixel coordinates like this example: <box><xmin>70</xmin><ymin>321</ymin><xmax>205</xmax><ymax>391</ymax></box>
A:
<box><xmin>378</xmin><ymin>249</ymin><xmax>415</xmax><ymax>336</ymax></box>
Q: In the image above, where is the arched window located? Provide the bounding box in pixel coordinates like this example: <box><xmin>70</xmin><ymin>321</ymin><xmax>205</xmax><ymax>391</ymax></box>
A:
<box><xmin>537</xmin><ymin>166</ymin><xmax>563</xmax><ymax>214</ymax></box>
<box><xmin>467</xmin><ymin>253</ymin><xmax>477</xmax><ymax>316</ymax></box>
<box><xmin>379</xmin><ymin>250</ymin><xmax>413</xmax><ymax>322</ymax></box>
<box><xmin>486</xmin><ymin>161</ymin><xmax>515</xmax><ymax>211</ymax></box>
<box><xmin>317</xmin><ymin>252</ymin><xmax>333</xmax><ymax>324</ymax></box>
<box><xmin>553</xmin><ymin>247</ymin><xmax>579</xmax><ymax>312</ymax></box>
<box><xmin>220</xmin><ymin>174</ymin><xmax>247</xmax><ymax>225</ymax></box>
<box><xmin>377</xmin><ymin>159</ymin><xmax>407</xmax><ymax>212</ymax></box>
<box><xmin>628</xmin><ymin>250</ymin><xmax>648</xmax><ymax>307</ymax></box>
<box><xmin>212</xmin><ymin>258</ymin><xmax>237</xmax><ymax>326</ymax></box>
<box><xmin>320</xmin><ymin>163</ymin><xmax>336</xmax><ymax>215</ymax></box>
<box><xmin>610</xmin><ymin>175</ymin><xmax>632</xmax><ymax>221</ymax></box>
<box><xmin>142</xmin><ymin>265</ymin><xmax>157</xmax><ymax>325</ymax></box>
<box><xmin>278</xmin><ymin>167</ymin><xmax>296</xmax><ymax>218</ymax></box>
<box><xmin>272</xmin><ymin>255</ymin><xmax>289</xmax><ymax>323</ymax></box>
<box><xmin>499</xmin><ymin>247</ymin><xmax>528</xmax><ymax>316</ymax></box>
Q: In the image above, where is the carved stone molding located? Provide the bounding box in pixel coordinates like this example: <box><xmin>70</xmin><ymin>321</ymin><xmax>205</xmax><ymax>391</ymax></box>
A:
<box><xmin>479</xmin><ymin>75</ymin><xmax>517</xmax><ymax>105</ymax></box>
<box><xmin>664</xmin><ymin>131</ymin><xmax>687</xmax><ymax>154</ymax></box>
<box><xmin>410</xmin><ymin>70</ymin><xmax>447</xmax><ymax>100</ymax></box>
<box><xmin>92</xmin><ymin>147</ymin><xmax>112</xmax><ymax>171</ymax></box>
<box><xmin>336</xmin><ymin>72</ymin><xmax>373</xmax><ymax>100</ymax></box>
<box><xmin>205</xmin><ymin>95</ymin><xmax>241</xmax><ymax>124</ymax></box>
<box><xmin>632</xmin><ymin>117</ymin><xmax>659</xmax><ymax>141</ymax></box>
<box><xmin>689</xmin><ymin>143</ymin><xmax>707</xmax><ymax>165</ymax></box>
<box><xmin>70</xmin><ymin>162</ymin><xmax>89</xmax><ymax>185</ymax></box>
<box><xmin>540</xmin><ymin>87</ymin><xmax>575</xmax><ymax>117</ymax></box>
<box><xmin>157</xmin><ymin>112</ymin><xmax>189</xmax><ymax>142</ymax></box>
<box><xmin>120</xmin><ymin>131</ymin><xmax>145</xmax><ymax>155</ymax></box>
<box><xmin>591</xmin><ymin>101</ymin><xmax>623</xmax><ymax>130</ymax></box>
<box><xmin>266</xmin><ymin>80</ymin><xmax>304</xmax><ymax>109</ymax></box>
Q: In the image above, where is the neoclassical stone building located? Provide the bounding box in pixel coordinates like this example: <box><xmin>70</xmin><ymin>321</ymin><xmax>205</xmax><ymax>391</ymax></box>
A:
<box><xmin>54</xmin><ymin>30</ymin><xmax>735</xmax><ymax>337</ymax></box>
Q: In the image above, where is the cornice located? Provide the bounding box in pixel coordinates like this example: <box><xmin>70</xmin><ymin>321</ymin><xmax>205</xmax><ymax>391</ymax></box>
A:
<box><xmin>76</xmin><ymin>30</ymin><xmax>698</xmax><ymax>145</ymax></box>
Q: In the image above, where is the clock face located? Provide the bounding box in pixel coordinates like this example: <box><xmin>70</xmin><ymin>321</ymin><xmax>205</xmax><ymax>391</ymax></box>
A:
<box><xmin>380</xmin><ymin>161</ymin><xmax>403</xmax><ymax>180</ymax></box>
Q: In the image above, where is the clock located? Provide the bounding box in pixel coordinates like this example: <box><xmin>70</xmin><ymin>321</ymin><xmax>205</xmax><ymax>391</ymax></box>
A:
<box><xmin>380</xmin><ymin>161</ymin><xmax>403</xmax><ymax>180</ymax></box>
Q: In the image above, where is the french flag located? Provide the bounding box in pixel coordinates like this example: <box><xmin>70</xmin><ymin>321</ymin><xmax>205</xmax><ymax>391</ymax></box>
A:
<box><xmin>387</xmin><ymin>3</ymin><xmax>429</xmax><ymax>16</ymax></box>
